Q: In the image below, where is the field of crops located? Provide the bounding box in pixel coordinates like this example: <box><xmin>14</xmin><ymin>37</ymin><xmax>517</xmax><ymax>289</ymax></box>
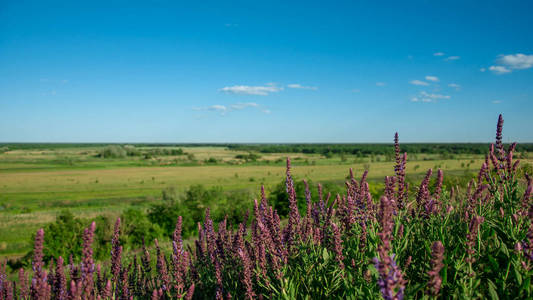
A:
<box><xmin>0</xmin><ymin>115</ymin><xmax>532</xmax><ymax>299</ymax></box>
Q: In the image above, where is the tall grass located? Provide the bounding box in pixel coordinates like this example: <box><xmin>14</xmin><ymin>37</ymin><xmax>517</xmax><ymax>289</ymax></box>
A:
<box><xmin>1</xmin><ymin>115</ymin><xmax>532</xmax><ymax>299</ymax></box>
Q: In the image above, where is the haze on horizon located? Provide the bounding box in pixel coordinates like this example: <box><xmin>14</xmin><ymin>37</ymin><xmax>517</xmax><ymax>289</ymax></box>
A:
<box><xmin>1</xmin><ymin>1</ymin><xmax>532</xmax><ymax>143</ymax></box>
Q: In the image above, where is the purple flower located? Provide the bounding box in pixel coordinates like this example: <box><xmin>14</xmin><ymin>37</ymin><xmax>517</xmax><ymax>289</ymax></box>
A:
<box><xmin>285</xmin><ymin>158</ymin><xmax>301</xmax><ymax>251</ymax></box>
<box><xmin>185</xmin><ymin>284</ymin><xmax>195</xmax><ymax>300</ymax></box>
<box><xmin>31</xmin><ymin>228</ymin><xmax>50</xmax><ymax>299</ymax></box>
<box><xmin>154</xmin><ymin>239</ymin><xmax>170</xmax><ymax>291</ymax></box>
<box><xmin>53</xmin><ymin>256</ymin><xmax>67</xmax><ymax>300</ymax></box>
<box><xmin>428</xmin><ymin>241</ymin><xmax>445</xmax><ymax>296</ymax></box>
<box><xmin>416</xmin><ymin>169</ymin><xmax>433</xmax><ymax>217</ymax></box>
<box><xmin>394</xmin><ymin>133</ymin><xmax>408</xmax><ymax>208</ymax></box>
<box><xmin>81</xmin><ymin>222</ymin><xmax>96</xmax><ymax>296</ymax></box>
<box><xmin>237</xmin><ymin>249</ymin><xmax>255</xmax><ymax>300</ymax></box>
<box><xmin>466</xmin><ymin>216</ymin><xmax>484</xmax><ymax>264</ymax></box>
<box><xmin>495</xmin><ymin>114</ymin><xmax>504</xmax><ymax>160</ymax></box>
<box><xmin>375</xmin><ymin>197</ymin><xmax>406</xmax><ymax>300</ymax></box>
<box><xmin>330</xmin><ymin>222</ymin><xmax>345</xmax><ymax>270</ymax></box>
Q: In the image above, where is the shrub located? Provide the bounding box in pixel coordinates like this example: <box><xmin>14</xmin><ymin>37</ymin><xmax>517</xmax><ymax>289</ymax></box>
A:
<box><xmin>99</xmin><ymin>145</ymin><xmax>127</xmax><ymax>158</ymax></box>
<box><xmin>205</xmin><ymin>157</ymin><xmax>219</xmax><ymax>164</ymax></box>
<box><xmin>123</xmin><ymin>145</ymin><xmax>141</xmax><ymax>156</ymax></box>
<box><xmin>235</xmin><ymin>153</ymin><xmax>261</xmax><ymax>161</ymax></box>
<box><xmin>148</xmin><ymin>184</ymin><xmax>226</xmax><ymax>238</ymax></box>
<box><xmin>22</xmin><ymin>211</ymin><xmax>112</xmax><ymax>265</ymax></box>
<box><xmin>120</xmin><ymin>208</ymin><xmax>163</xmax><ymax>248</ymax></box>
<box><xmin>212</xmin><ymin>190</ymin><xmax>251</xmax><ymax>226</ymax></box>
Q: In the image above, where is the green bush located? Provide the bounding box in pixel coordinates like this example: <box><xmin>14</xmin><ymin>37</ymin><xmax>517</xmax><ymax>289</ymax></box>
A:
<box><xmin>205</xmin><ymin>157</ymin><xmax>219</xmax><ymax>164</ymax></box>
<box><xmin>120</xmin><ymin>208</ymin><xmax>163</xmax><ymax>248</ymax></box>
<box><xmin>149</xmin><ymin>185</ymin><xmax>222</xmax><ymax>237</ymax></box>
<box><xmin>148</xmin><ymin>185</ymin><xmax>250</xmax><ymax>238</ymax></box>
<box><xmin>123</xmin><ymin>145</ymin><xmax>141</xmax><ymax>156</ymax></box>
<box><xmin>24</xmin><ymin>211</ymin><xmax>112</xmax><ymax>265</ymax></box>
<box><xmin>235</xmin><ymin>153</ymin><xmax>261</xmax><ymax>161</ymax></box>
<box><xmin>99</xmin><ymin>145</ymin><xmax>127</xmax><ymax>158</ymax></box>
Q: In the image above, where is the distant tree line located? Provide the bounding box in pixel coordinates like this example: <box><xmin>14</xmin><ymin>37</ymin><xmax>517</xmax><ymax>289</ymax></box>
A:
<box><xmin>98</xmin><ymin>145</ymin><xmax>185</xmax><ymax>159</ymax></box>
<box><xmin>227</xmin><ymin>143</ymin><xmax>533</xmax><ymax>156</ymax></box>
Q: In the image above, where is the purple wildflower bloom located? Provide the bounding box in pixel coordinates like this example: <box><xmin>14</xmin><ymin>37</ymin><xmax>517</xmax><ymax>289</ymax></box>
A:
<box><xmin>428</xmin><ymin>241</ymin><xmax>445</xmax><ymax>296</ymax></box>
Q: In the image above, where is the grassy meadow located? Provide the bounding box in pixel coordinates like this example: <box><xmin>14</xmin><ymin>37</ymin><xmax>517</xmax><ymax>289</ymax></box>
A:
<box><xmin>1</xmin><ymin>143</ymin><xmax>532</xmax><ymax>259</ymax></box>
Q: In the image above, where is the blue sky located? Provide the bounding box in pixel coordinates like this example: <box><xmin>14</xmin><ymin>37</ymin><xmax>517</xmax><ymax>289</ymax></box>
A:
<box><xmin>1</xmin><ymin>0</ymin><xmax>532</xmax><ymax>143</ymax></box>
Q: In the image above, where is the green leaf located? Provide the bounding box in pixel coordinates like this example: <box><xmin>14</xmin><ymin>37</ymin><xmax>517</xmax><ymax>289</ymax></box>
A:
<box><xmin>323</xmin><ymin>247</ymin><xmax>330</xmax><ymax>261</ymax></box>
<box><xmin>515</xmin><ymin>265</ymin><xmax>523</xmax><ymax>285</ymax></box>
<box><xmin>487</xmin><ymin>279</ymin><xmax>499</xmax><ymax>300</ymax></box>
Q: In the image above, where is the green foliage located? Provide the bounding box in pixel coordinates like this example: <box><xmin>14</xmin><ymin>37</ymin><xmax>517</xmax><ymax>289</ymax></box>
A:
<box><xmin>227</xmin><ymin>143</ymin><xmax>533</xmax><ymax>156</ymax></box>
<box><xmin>145</xmin><ymin>148</ymin><xmax>184</xmax><ymax>156</ymax></box>
<box><xmin>205</xmin><ymin>157</ymin><xmax>219</xmax><ymax>164</ymax></box>
<box><xmin>123</xmin><ymin>145</ymin><xmax>141</xmax><ymax>156</ymax></box>
<box><xmin>265</xmin><ymin>244</ymin><xmax>359</xmax><ymax>299</ymax></box>
<box><xmin>26</xmin><ymin>211</ymin><xmax>112</xmax><ymax>264</ymax></box>
<box><xmin>24</xmin><ymin>209</ymin><xmax>158</xmax><ymax>265</ymax></box>
<box><xmin>212</xmin><ymin>190</ymin><xmax>251</xmax><ymax>226</ymax></box>
<box><xmin>120</xmin><ymin>208</ymin><xmax>163</xmax><ymax>248</ymax></box>
<box><xmin>42</xmin><ymin>211</ymin><xmax>85</xmax><ymax>261</ymax></box>
<box><xmin>235</xmin><ymin>153</ymin><xmax>261</xmax><ymax>161</ymax></box>
<box><xmin>99</xmin><ymin>145</ymin><xmax>127</xmax><ymax>158</ymax></box>
<box><xmin>148</xmin><ymin>184</ymin><xmax>250</xmax><ymax>238</ymax></box>
<box><xmin>99</xmin><ymin>145</ymin><xmax>185</xmax><ymax>159</ymax></box>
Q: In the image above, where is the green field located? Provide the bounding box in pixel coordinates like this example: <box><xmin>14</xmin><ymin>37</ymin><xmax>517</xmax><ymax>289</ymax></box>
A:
<box><xmin>1</xmin><ymin>144</ymin><xmax>531</xmax><ymax>258</ymax></box>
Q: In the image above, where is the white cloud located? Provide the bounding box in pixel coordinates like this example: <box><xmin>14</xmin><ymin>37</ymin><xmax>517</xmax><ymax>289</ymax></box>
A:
<box><xmin>262</xmin><ymin>109</ymin><xmax>271</xmax><ymax>114</ymax></box>
<box><xmin>409</xmin><ymin>80</ymin><xmax>429</xmax><ymax>86</ymax></box>
<box><xmin>489</xmin><ymin>65</ymin><xmax>511</xmax><ymax>74</ymax></box>
<box><xmin>209</xmin><ymin>105</ymin><xmax>227</xmax><ymax>111</ymax></box>
<box><xmin>446</xmin><ymin>56</ymin><xmax>460</xmax><ymax>61</ymax></box>
<box><xmin>230</xmin><ymin>102</ymin><xmax>259</xmax><ymax>110</ymax></box>
<box><xmin>480</xmin><ymin>68</ymin><xmax>486</xmax><ymax>72</ymax></box>
<box><xmin>219</xmin><ymin>84</ymin><xmax>282</xmax><ymax>96</ymax></box>
<box><xmin>376</xmin><ymin>82</ymin><xmax>386</xmax><ymax>86</ymax></box>
<box><xmin>421</xmin><ymin>91</ymin><xmax>450</xmax><ymax>99</ymax></box>
<box><xmin>351</xmin><ymin>89</ymin><xmax>360</xmax><ymax>93</ymax></box>
<box><xmin>492</xmin><ymin>100</ymin><xmax>502</xmax><ymax>104</ymax></box>
<box><xmin>487</xmin><ymin>53</ymin><xmax>533</xmax><ymax>75</ymax></box>
<box><xmin>433</xmin><ymin>52</ymin><xmax>445</xmax><ymax>56</ymax></box>
<box><xmin>412</xmin><ymin>91</ymin><xmax>451</xmax><ymax>103</ymax></box>
<box><xmin>497</xmin><ymin>53</ymin><xmax>533</xmax><ymax>70</ymax></box>
<box><xmin>287</xmin><ymin>83</ymin><xmax>318</xmax><ymax>90</ymax></box>
<box><xmin>448</xmin><ymin>83</ymin><xmax>461</xmax><ymax>90</ymax></box>
<box><xmin>425</xmin><ymin>76</ymin><xmax>439</xmax><ymax>82</ymax></box>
